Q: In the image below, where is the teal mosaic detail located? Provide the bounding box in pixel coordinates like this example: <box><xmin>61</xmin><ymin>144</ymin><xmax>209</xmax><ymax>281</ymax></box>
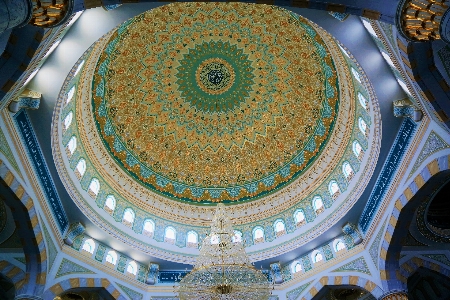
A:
<box><xmin>286</xmin><ymin>281</ymin><xmax>313</xmax><ymax>300</ymax></box>
<box><xmin>281</xmin><ymin>264</ymin><xmax>292</xmax><ymax>282</ymax></box>
<box><xmin>332</xmin><ymin>256</ymin><xmax>371</xmax><ymax>275</ymax></box>
<box><xmin>0</xmin><ymin>127</ymin><xmax>20</xmax><ymax>174</ymax></box>
<box><xmin>369</xmin><ymin>221</ymin><xmax>386</xmax><ymax>268</ymax></box>
<box><xmin>41</xmin><ymin>220</ymin><xmax>58</xmax><ymax>270</ymax></box>
<box><xmin>95</xmin><ymin>244</ymin><xmax>106</xmax><ymax>262</ymax></box>
<box><xmin>72</xmin><ymin>235</ymin><xmax>83</xmax><ymax>251</ymax></box>
<box><xmin>117</xmin><ymin>255</ymin><xmax>127</xmax><ymax>273</ymax></box>
<box><xmin>302</xmin><ymin>255</ymin><xmax>312</xmax><ymax>272</ymax></box>
<box><xmin>116</xmin><ymin>283</ymin><xmax>143</xmax><ymax>300</ymax></box>
<box><xmin>56</xmin><ymin>258</ymin><xmax>95</xmax><ymax>278</ymax></box>
<box><xmin>137</xmin><ymin>264</ymin><xmax>147</xmax><ymax>283</ymax></box>
<box><xmin>378</xmin><ymin>22</ymin><xmax>396</xmax><ymax>48</ymax></box>
<box><xmin>409</xmin><ymin>131</ymin><xmax>449</xmax><ymax>177</ymax></box>
<box><xmin>322</xmin><ymin>244</ymin><xmax>333</xmax><ymax>261</ymax></box>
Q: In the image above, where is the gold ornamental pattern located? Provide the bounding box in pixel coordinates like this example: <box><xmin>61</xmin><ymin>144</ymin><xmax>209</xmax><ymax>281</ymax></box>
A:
<box><xmin>91</xmin><ymin>3</ymin><xmax>339</xmax><ymax>203</ymax></box>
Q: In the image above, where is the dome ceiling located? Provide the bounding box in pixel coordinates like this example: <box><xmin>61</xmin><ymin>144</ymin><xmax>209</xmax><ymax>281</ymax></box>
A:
<box><xmin>92</xmin><ymin>3</ymin><xmax>339</xmax><ymax>204</ymax></box>
<box><xmin>52</xmin><ymin>3</ymin><xmax>380</xmax><ymax>262</ymax></box>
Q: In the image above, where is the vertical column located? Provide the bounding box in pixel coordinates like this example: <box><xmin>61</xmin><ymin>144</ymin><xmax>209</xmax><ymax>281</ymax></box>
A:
<box><xmin>0</xmin><ymin>0</ymin><xmax>32</xmax><ymax>34</ymax></box>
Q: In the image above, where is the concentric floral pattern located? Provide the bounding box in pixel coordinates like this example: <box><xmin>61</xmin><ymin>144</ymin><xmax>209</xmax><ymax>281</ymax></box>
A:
<box><xmin>92</xmin><ymin>3</ymin><xmax>339</xmax><ymax>203</ymax></box>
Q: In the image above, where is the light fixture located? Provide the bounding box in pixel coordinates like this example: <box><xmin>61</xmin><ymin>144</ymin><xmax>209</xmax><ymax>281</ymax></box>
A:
<box><xmin>176</xmin><ymin>203</ymin><xmax>271</xmax><ymax>299</ymax></box>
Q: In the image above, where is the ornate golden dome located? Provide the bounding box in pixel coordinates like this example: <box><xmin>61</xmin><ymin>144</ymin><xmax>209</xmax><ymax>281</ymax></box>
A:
<box><xmin>52</xmin><ymin>3</ymin><xmax>380</xmax><ymax>262</ymax></box>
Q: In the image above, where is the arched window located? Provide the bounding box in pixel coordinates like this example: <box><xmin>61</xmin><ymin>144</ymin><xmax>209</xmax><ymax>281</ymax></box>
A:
<box><xmin>274</xmin><ymin>220</ymin><xmax>286</xmax><ymax>237</ymax></box>
<box><xmin>82</xmin><ymin>238</ymin><xmax>95</xmax><ymax>254</ymax></box>
<box><xmin>351</xmin><ymin>68</ymin><xmax>361</xmax><ymax>84</ymax></box>
<box><xmin>294</xmin><ymin>209</ymin><xmax>306</xmax><ymax>227</ymax></box>
<box><xmin>233</xmin><ymin>230</ymin><xmax>242</xmax><ymax>243</ymax></box>
<box><xmin>291</xmin><ymin>261</ymin><xmax>302</xmax><ymax>274</ymax></box>
<box><xmin>362</xmin><ymin>19</ymin><xmax>378</xmax><ymax>38</ymax></box>
<box><xmin>334</xmin><ymin>240</ymin><xmax>346</xmax><ymax>252</ymax></box>
<box><xmin>312</xmin><ymin>252</ymin><xmax>323</xmax><ymax>263</ymax></box>
<box><xmin>342</xmin><ymin>161</ymin><xmax>354</xmax><ymax>181</ymax></box>
<box><xmin>74</xmin><ymin>60</ymin><xmax>85</xmax><ymax>77</ymax></box>
<box><xmin>338</xmin><ymin>44</ymin><xmax>350</xmax><ymax>58</ymax></box>
<box><xmin>126</xmin><ymin>261</ymin><xmax>137</xmax><ymax>275</ymax></box>
<box><xmin>397</xmin><ymin>78</ymin><xmax>411</xmax><ymax>96</ymax></box>
<box><xmin>66</xmin><ymin>86</ymin><xmax>75</xmax><ymax>104</ymax></box>
<box><xmin>329</xmin><ymin>180</ymin><xmax>340</xmax><ymax>200</ymax></box>
<box><xmin>122</xmin><ymin>208</ymin><xmax>135</xmax><ymax>227</ymax></box>
<box><xmin>358</xmin><ymin>117</ymin><xmax>368</xmax><ymax>137</ymax></box>
<box><xmin>142</xmin><ymin>219</ymin><xmax>155</xmax><ymax>237</ymax></box>
<box><xmin>253</xmin><ymin>227</ymin><xmax>264</xmax><ymax>244</ymax></box>
<box><xmin>104</xmin><ymin>195</ymin><xmax>116</xmax><ymax>214</ymax></box>
<box><xmin>312</xmin><ymin>196</ymin><xmax>324</xmax><ymax>214</ymax></box>
<box><xmin>381</xmin><ymin>51</ymin><xmax>395</xmax><ymax>69</ymax></box>
<box><xmin>353</xmin><ymin>140</ymin><xmax>364</xmax><ymax>160</ymax></box>
<box><xmin>187</xmin><ymin>231</ymin><xmax>198</xmax><ymax>248</ymax></box>
<box><xmin>105</xmin><ymin>250</ymin><xmax>117</xmax><ymax>265</ymax></box>
<box><xmin>88</xmin><ymin>178</ymin><xmax>100</xmax><ymax>198</ymax></box>
<box><xmin>165</xmin><ymin>226</ymin><xmax>176</xmax><ymax>244</ymax></box>
<box><xmin>75</xmin><ymin>159</ymin><xmax>86</xmax><ymax>179</ymax></box>
<box><xmin>357</xmin><ymin>93</ymin><xmax>368</xmax><ymax>110</ymax></box>
<box><xmin>67</xmin><ymin>136</ymin><xmax>77</xmax><ymax>156</ymax></box>
<box><xmin>63</xmin><ymin>111</ymin><xmax>73</xmax><ymax>130</ymax></box>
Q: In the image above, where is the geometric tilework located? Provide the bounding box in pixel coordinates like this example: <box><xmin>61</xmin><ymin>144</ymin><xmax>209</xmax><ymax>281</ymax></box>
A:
<box><xmin>332</xmin><ymin>257</ymin><xmax>371</xmax><ymax>275</ymax></box>
<box><xmin>41</xmin><ymin>219</ymin><xmax>58</xmax><ymax>271</ymax></box>
<box><xmin>286</xmin><ymin>280</ymin><xmax>313</xmax><ymax>300</ymax></box>
<box><xmin>409</xmin><ymin>131</ymin><xmax>450</xmax><ymax>178</ymax></box>
<box><xmin>299</xmin><ymin>275</ymin><xmax>384</xmax><ymax>300</ymax></box>
<box><xmin>369</xmin><ymin>221</ymin><xmax>386</xmax><ymax>268</ymax></box>
<box><xmin>55</xmin><ymin>258</ymin><xmax>96</xmax><ymax>278</ymax></box>
<box><xmin>42</xmin><ymin>277</ymin><xmax>127</xmax><ymax>300</ymax></box>
<box><xmin>116</xmin><ymin>282</ymin><xmax>143</xmax><ymax>300</ymax></box>
<box><xmin>379</xmin><ymin>154</ymin><xmax>450</xmax><ymax>290</ymax></box>
<box><xmin>0</xmin><ymin>126</ymin><xmax>20</xmax><ymax>175</ymax></box>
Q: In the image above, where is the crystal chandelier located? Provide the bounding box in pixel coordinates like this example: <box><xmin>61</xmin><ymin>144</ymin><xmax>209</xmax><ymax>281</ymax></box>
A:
<box><xmin>177</xmin><ymin>203</ymin><xmax>271</xmax><ymax>300</ymax></box>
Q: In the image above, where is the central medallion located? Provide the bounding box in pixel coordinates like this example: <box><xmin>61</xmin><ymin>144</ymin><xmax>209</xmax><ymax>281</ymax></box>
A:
<box><xmin>177</xmin><ymin>41</ymin><xmax>250</xmax><ymax>113</ymax></box>
<box><xmin>198</xmin><ymin>59</ymin><xmax>233</xmax><ymax>92</ymax></box>
<box><xmin>208</xmin><ymin>69</ymin><xmax>224</xmax><ymax>84</ymax></box>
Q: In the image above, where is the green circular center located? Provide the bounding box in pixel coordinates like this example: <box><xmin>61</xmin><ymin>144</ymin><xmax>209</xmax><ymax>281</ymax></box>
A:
<box><xmin>176</xmin><ymin>41</ymin><xmax>252</xmax><ymax>113</ymax></box>
<box><xmin>197</xmin><ymin>59</ymin><xmax>233</xmax><ymax>93</ymax></box>
<box><xmin>207</xmin><ymin>69</ymin><xmax>224</xmax><ymax>85</ymax></box>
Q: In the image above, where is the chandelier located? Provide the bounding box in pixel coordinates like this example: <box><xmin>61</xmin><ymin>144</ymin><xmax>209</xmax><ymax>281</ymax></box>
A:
<box><xmin>177</xmin><ymin>203</ymin><xmax>272</xmax><ymax>299</ymax></box>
